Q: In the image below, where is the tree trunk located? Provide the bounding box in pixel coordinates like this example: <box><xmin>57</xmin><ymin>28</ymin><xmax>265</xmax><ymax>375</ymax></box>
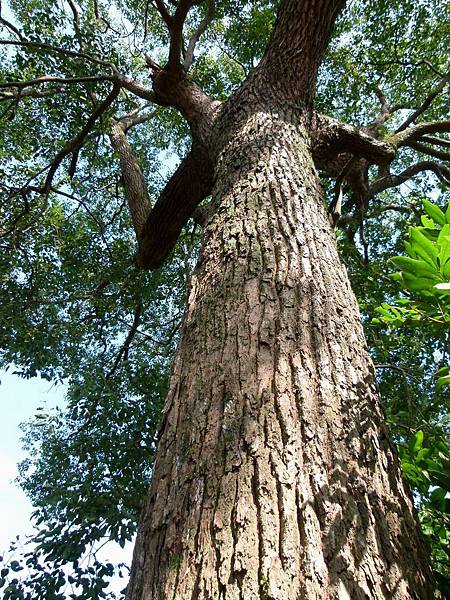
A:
<box><xmin>126</xmin><ymin>104</ymin><xmax>437</xmax><ymax>599</ymax></box>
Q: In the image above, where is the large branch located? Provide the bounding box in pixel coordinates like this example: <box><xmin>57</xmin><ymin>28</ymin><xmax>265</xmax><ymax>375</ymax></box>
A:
<box><xmin>313</xmin><ymin>114</ymin><xmax>396</xmax><ymax>167</ymax></box>
<box><xmin>394</xmin><ymin>120</ymin><xmax>450</xmax><ymax>146</ymax></box>
<box><xmin>135</xmin><ymin>147</ymin><xmax>214</xmax><ymax>269</ymax></box>
<box><xmin>109</xmin><ymin>114</ymin><xmax>154</xmax><ymax>239</ymax></box>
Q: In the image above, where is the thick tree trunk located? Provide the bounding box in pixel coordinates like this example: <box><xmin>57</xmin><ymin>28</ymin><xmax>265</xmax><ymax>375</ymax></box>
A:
<box><xmin>126</xmin><ymin>104</ymin><xmax>436</xmax><ymax>599</ymax></box>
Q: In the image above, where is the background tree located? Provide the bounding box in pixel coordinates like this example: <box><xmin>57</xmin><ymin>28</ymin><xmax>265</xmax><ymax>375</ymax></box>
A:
<box><xmin>0</xmin><ymin>0</ymin><xmax>449</xmax><ymax>598</ymax></box>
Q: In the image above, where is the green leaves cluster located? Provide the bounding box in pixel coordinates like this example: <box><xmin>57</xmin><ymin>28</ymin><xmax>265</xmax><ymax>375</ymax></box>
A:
<box><xmin>400</xmin><ymin>431</ymin><xmax>450</xmax><ymax>597</ymax></box>
<box><xmin>369</xmin><ymin>200</ymin><xmax>450</xmax><ymax>594</ymax></box>
<box><xmin>392</xmin><ymin>200</ymin><xmax>450</xmax><ymax>296</ymax></box>
<box><xmin>374</xmin><ymin>199</ymin><xmax>450</xmax><ymax>389</ymax></box>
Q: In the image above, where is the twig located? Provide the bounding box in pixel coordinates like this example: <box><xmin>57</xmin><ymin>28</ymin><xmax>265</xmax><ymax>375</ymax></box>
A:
<box><xmin>368</xmin><ymin>58</ymin><xmax>444</xmax><ymax>78</ymax></box>
<box><xmin>375</xmin><ymin>364</ymin><xmax>409</xmax><ymax>378</ymax></box>
<box><xmin>0</xmin><ymin>74</ymin><xmax>112</xmax><ymax>90</ymax></box>
<box><xmin>0</xmin><ymin>39</ymin><xmax>117</xmax><ymax>70</ymax></box>
<box><xmin>106</xmin><ymin>304</ymin><xmax>142</xmax><ymax>380</ymax></box>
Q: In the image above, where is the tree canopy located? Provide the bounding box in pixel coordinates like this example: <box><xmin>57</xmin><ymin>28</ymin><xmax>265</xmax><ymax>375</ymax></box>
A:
<box><xmin>0</xmin><ymin>0</ymin><xmax>449</xmax><ymax>597</ymax></box>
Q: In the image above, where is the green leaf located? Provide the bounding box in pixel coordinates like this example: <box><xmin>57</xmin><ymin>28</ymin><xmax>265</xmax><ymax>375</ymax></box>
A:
<box><xmin>390</xmin><ymin>256</ymin><xmax>437</xmax><ymax>277</ymax></box>
<box><xmin>402</xmin><ymin>272</ymin><xmax>441</xmax><ymax>292</ymax></box>
<box><xmin>421</xmin><ymin>215</ymin><xmax>436</xmax><ymax>229</ymax></box>
<box><xmin>445</xmin><ymin>202</ymin><xmax>450</xmax><ymax>224</ymax></box>
<box><xmin>437</xmin><ymin>375</ymin><xmax>450</xmax><ymax>391</ymax></box>
<box><xmin>428</xmin><ymin>470</ymin><xmax>450</xmax><ymax>492</ymax></box>
<box><xmin>434</xmin><ymin>283</ymin><xmax>450</xmax><ymax>295</ymax></box>
<box><xmin>409</xmin><ymin>227</ymin><xmax>439</xmax><ymax>266</ymax></box>
<box><xmin>437</xmin><ymin>227</ymin><xmax>450</xmax><ymax>271</ymax></box>
<box><xmin>409</xmin><ymin>430</ymin><xmax>424</xmax><ymax>454</ymax></box>
<box><xmin>422</xmin><ymin>199</ymin><xmax>446</xmax><ymax>226</ymax></box>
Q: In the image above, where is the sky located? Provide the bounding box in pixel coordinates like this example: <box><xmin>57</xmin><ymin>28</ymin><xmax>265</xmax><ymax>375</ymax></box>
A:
<box><xmin>0</xmin><ymin>370</ymin><xmax>63</xmax><ymax>551</ymax></box>
<box><xmin>0</xmin><ymin>371</ymin><xmax>133</xmax><ymax>596</ymax></box>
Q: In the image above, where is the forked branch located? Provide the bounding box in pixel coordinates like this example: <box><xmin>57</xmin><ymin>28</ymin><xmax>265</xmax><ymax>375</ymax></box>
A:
<box><xmin>148</xmin><ymin>0</ymin><xmax>214</xmax><ymax>72</ymax></box>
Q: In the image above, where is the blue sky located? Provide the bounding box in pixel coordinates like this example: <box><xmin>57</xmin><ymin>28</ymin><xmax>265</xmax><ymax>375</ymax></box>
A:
<box><xmin>0</xmin><ymin>371</ymin><xmax>133</xmax><ymax>595</ymax></box>
<box><xmin>0</xmin><ymin>370</ymin><xmax>64</xmax><ymax>552</ymax></box>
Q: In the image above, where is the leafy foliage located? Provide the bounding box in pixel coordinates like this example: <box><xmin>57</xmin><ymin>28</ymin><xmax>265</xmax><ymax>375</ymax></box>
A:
<box><xmin>371</xmin><ymin>200</ymin><xmax>450</xmax><ymax>595</ymax></box>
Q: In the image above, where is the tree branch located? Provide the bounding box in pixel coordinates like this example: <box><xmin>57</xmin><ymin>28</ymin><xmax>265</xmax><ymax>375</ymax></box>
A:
<box><xmin>109</xmin><ymin>114</ymin><xmax>154</xmax><ymax>239</ymax></box>
<box><xmin>396</xmin><ymin>72</ymin><xmax>450</xmax><ymax>133</ymax></box>
<box><xmin>167</xmin><ymin>0</ymin><xmax>204</xmax><ymax>72</ymax></box>
<box><xmin>368</xmin><ymin>58</ymin><xmax>444</xmax><ymax>78</ymax></box>
<box><xmin>313</xmin><ymin>114</ymin><xmax>396</xmax><ymax>167</ymax></box>
<box><xmin>418</xmin><ymin>135</ymin><xmax>450</xmax><ymax>149</ymax></box>
<box><xmin>253</xmin><ymin>0</ymin><xmax>345</xmax><ymax>103</ymax></box>
<box><xmin>115</xmin><ymin>74</ymin><xmax>156</xmax><ymax>103</ymax></box>
<box><xmin>394</xmin><ymin>120</ymin><xmax>450</xmax><ymax>146</ymax></box>
<box><xmin>183</xmin><ymin>0</ymin><xmax>215</xmax><ymax>71</ymax></box>
<box><xmin>106</xmin><ymin>304</ymin><xmax>143</xmax><ymax>380</ymax></box>
<box><xmin>0</xmin><ymin>39</ymin><xmax>116</xmax><ymax>70</ymax></box>
<box><xmin>407</xmin><ymin>141</ymin><xmax>450</xmax><ymax>162</ymax></box>
<box><xmin>152</xmin><ymin>0</ymin><xmax>173</xmax><ymax>27</ymax></box>
<box><xmin>0</xmin><ymin>86</ymin><xmax>66</xmax><ymax>102</ymax></box>
<box><xmin>136</xmin><ymin>146</ymin><xmax>214</xmax><ymax>269</ymax></box>
<box><xmin>367</xmin><ymin>161</ymin><xmax>450</xmax><ymax>198</ymax></box>
<box><xmin>368</xmin><ymin>84</ymin><xmax>390</xmax><ymax>129</ymax></box>
<box><xmin>0</xmin><ymin>15</ymin><xmax>26</xmax><ymax>41</ymax></box>
<box><xmin>41</xmin><ymin>83</ymin><xmax>120</xmax><ymax>193</ymax></box>
<box><xmin>365</xmin><ymin>85</ymin><xmax>406</xmax><ymax>134</ymax></box>
<box><xmin>0</xmin><ymin>74</ymin><xmax>112</xmax><ymax>90</ymax></box>
<box><xmin>366</xmin><ymin>203</ymin><xmax>415</xmax><ymax>220</ymax></box>
<box><xmin>118</xmin><ymin>108</ymin><xmax>156</xmax><ymax>133</ymax></box>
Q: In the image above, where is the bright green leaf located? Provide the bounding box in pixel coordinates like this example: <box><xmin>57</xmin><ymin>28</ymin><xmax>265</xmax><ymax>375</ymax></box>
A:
<box><xmin>422</xmin><ymin>199</ymin><xmax>446</xmax><ymax>226</ymax></box>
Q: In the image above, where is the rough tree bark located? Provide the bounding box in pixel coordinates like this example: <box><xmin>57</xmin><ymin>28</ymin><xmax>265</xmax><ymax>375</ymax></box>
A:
<box><xmin>124</xmin><ymin>0</ymin><xmax>438</xmax><ymax>598</ymax></box>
